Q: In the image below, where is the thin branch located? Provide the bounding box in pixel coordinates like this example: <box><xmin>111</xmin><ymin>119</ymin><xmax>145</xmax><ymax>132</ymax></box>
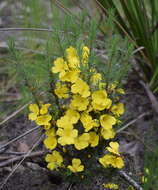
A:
<box><xmin>0</xmin><ymin>151</ymin><xmax>45</xmax><ymax>168</ymax></box>
<box><xmin>116</xmin><ymin>112</ymin><xmax>150</xmax><ymax>133</ymax></box>
<box><xmin>119</xmin><ymin>170</ymin><xmax>143</xmax><ymax>190</ymax></box>
<box><xmin>0</xmin><ymin>125</ymin><xmax>40</xmax><ymax>152</ymax></box>
<box><xmin>0</xmin><ymin>102</ymin><xmax>30</xmax><ymax>127</ymax></box>
<box><xmin>0</xmin><ymin>135</ymin><xmax>44</xmax><ymax>189</ymax></box>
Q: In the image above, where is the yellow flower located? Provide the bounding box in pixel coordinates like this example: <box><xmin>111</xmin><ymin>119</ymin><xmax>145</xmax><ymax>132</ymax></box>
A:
<box><xmin>108</xmin><ymin>82</ymin><xmax>117</xmax><ymax>91</ymax></box>
<box><xmin>28</xmin><ymin>104</ymin><xmax>39</xmax><ymax>121</ymax></box>
<box><xmin>45</xmin><ymin>150</ymin><xmax>63</xmax><ymax>170</ymax></box>
<box><xmin>43</xmin><ymin>123</ymin><xmax>51</xmax><ymax>130</ymax></box>
<box><xmin>90</xmin><ymin>73</ymin><xmax>102</xmax><ymax>85</ymax></box>
<box><xmin>110</xmin><ymin>103</ymin><xmax>125</xmax><ymax>116</ymax></box>
<box><xmin>65</xmin><ymin>109</ymin><xmax>80</xmax><ymax>124</ymax></box>
<box><xmin>45</xmin><ymin>128</ymin><xmax>56</xmax><ymax>136</ymax></box>
<box><xmin>99</xmin><ymin>154</ymin><xmax>124</xmax><ymax>169</ymax></box>
<box><xmin>54</xmin><ymin>82</ymin><xmax>69</xmax><ymax>99</ymax></box>
<box><xmin>71</xmin><ymin>78</ymin><xmax>90</xmax><ymax>98</ymax></box>
<box><xmin>99</xmin><ymin>154</ymin><xmax>114</xmax><ymax>168</ymax></box>
<box><xmin>100</xmin><ymin>114</ymin><xmax>116</xmax><ymax>129</ymax></box>
<box><xmin>103</xmin><ymin>183</ymin><xmax>119</xmax><ymax>189</ymax></box>
<box><xmin>99</xmin><ymin>82</ymin><xmax>106</xmax><ymax>90</ymax></box>
<box><xmin>101</xmin><ymin>128</ymin><xmax>116</xmax><ymax>140</ymax></box>
<box><xmin>116</xmin><ymin>88</ymin><xmax>125</xmax><ymax>94</ymax></box>
<box><xmin>56</xmin><ymin>115</ymin><xmax>73</xmax><ymax>128</ymax></box>
<box><xmin>113</xmin><ymin>156</ymin><xmax>124</xmax><ymax>168</ymax></box>
<box><xmin>106</xmin><ymin>142</ymin><xmax>120</xmax><ymax>156</ymax></box>
<box><xmin>70</xmin><ymin>95</ymin><xmax>89</xmax><ymax>111</ymax></box>
<box><xmin>57</xmin><ymin>127</ymin><xmax>78</xmax><ymax>145</ymax></box>
<box><xmin>68</xmin><ymin>158</ymin><xmax>84</xmax><ymax>173</ymax></box>
<box><xmin>44</xmin><ymin>136</ymin><xmax>57</xmax><ymax>150</ymax></box>
<box><xmin>142</xmin><ymin>176</ymin><xmax>148</xmax><ymax>183</ymax></box>
<box><xmin>145</xmin><ymin>168</ymin><xmax>149</xmax><ymax>175</ymax></box>
<box><xmin>80</xmin><ymin>112</ymin><xmax>98</xmax><ymax>132</ymax></box>
<box><xmin>51</xmin><ymin>58</ymin><xmax>68</xmax><ymax>74</ymax></box>
<box><xmin>29</xmin><ymin>104</ymin><xmax>39</xmax><ymax>114</ymax></box>
<box><xmin>60</xmin><ymin>69</ymin><xmax>80</xmax><ymax>83</ymax></box>
<box><xmin>40</xmin><ymin>104</ymin><xmax>51</xmax><ymax>114</ymax></box>
<box><xmin>86</xmin><ymin>105</ymin><xmax>93</xmax><ymax>113</ymax></box>
<box><xmin>44</xmin><ymin>128</ymin><xmax>57</xmax><ymax>150</ymax></box>
<box><xmin>36</xmin><ymin>114</ymin><xmax>52</xmax><ymax>126</ymax></box>
<box><xmin>89</xmin><ymin>132</ymin><xmax>99</xmax><ymax>147</ymax></box>
<box><xmin>92</xmin><ymin>90</ymin><xmax>107</xmax><ymax>102</ymax></box>
<box><xmin>28</xmin><ymin>104</ymin><xmax>51</xmax><ymax>125</ymax></box>
<box><xmin>91</xmin><ymin>90</ymin><xmax>112</xmax><ymax>111</ymax></box>
<box><xmin>66</xmin><ymin>46</ymin><xmax>78</xmax><ymax>58</ymax></box>
<box><xmin>74</xmin><ymin>133</ymin><xmax>90</xmax><ymax>150</ymax></box>
<box><xmin>82</xmin><ymin>46</ymin><xmax>90</xmax><ymax>64</ymax></box>
<box><xmin>68</xmin><ymin>57</ymin><xmax>80</xmax><ymax>69</ymax></box>
<box><xmin>66</xmin><ymin>46</ymin><xmax>80</xmax><ymax>68</ymax></box>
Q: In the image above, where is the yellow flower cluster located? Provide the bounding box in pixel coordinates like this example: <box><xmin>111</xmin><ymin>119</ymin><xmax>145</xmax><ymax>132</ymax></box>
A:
<box><xmin>103</xmin><ymin>183</ymin><xmax>119</xmax><ymax>189</ymax></box>
<box><xmin>99</xmin><ymin>142</ymin><xmax>124</xmax><ymax>169</ymax></box>
<box><xmin>28</xmin><ymin>46</ymin><xmax>125</xmax><ymax>174</ymax></box>
<box><xmin>28</xmin><ymin>103</ymin><xmax>52</xmax><ymax>130</ymax></box>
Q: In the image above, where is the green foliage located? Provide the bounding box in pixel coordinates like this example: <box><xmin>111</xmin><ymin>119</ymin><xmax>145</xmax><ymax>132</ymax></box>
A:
<box><xmin>143</xmin><ymin>148</ymin><xmax>158</xmax><ymax>189</ymax></box>
<box><xmin>94</xmin><ymin>10</ymin><xmax>134</xmax><ymax>85</ymax></box>
<box><xmin>97</xmin><ymin>0</ymin><xmax>158</xmax><ymax>93</ymax></box>
<box><xmin>7</xmin><ymin>1</ymin><xmax>133</xmax><ymax>106</ymax></box>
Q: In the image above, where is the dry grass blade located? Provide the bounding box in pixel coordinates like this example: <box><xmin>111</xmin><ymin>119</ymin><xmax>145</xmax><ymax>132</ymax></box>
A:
<box><xmin>53</xmin><ymin>0</ymin><xmax>80</xmax><ymax>23</ymax></box>
<box><xmin>0</xmin><ymin>134</ymin><xmax>44</xmax><ymax>189</ymax></box>
<box><xmin>0</xmin><ymin>27</ymin><xmax>54</xmax><ymax>32</ymax></box>
<box><xmin>53</xmin><ymin>0</ymin><xmax>73</xmax><ymax>16</ymax></box>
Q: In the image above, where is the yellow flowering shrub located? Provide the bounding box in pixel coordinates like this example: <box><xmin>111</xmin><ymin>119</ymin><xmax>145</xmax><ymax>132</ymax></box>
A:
<box><xmin>28</xmin><ymin>45</ymin><xmax>125</xmax><ymax>176</ymax></box>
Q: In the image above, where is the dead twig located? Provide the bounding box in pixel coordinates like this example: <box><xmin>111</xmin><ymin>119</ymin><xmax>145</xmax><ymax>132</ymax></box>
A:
<box><xmin>0</xmin><ymin>125</ymin><xmax>40</xmax><ymax>152</ymax></box>
<box><xmin>0</xmin><ymin>102</ymin><xmax>30</xmax><ymax>127</ymax></box>
<box><xmin>119</xmin><ymin>170</ymin><xmax>143</xmax><ymax>190</ymax></box>
<box><xmin>116</xmin><ymin>112</ymin><xmax>150</xmax><ymax>133</ymax></box>
<box><xmin>0</xmin><ymin>151</ymin><xmax>45</xmax><ymax>167</ymax></box>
